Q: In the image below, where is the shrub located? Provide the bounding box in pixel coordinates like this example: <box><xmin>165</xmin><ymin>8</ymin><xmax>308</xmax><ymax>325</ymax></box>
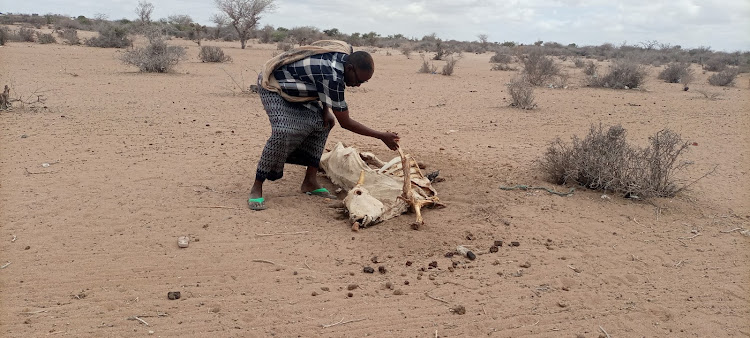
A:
<box><xmin>0</xmin><ymin>26</ymin><xmax>7</xmax><ymax>45</ymax></box>
<box><xmin>418</xmin><ymin>56</ymin><xmax>437</xmax><ymax>74</ymax></box>
<box><xmin>573</xmin><ymin>58</ymin><xmax>585</xmax><ymax>68</ymax></box>
<box><xmin>86</xmin><ymin>24</ymin><xmax>132</xmax><ymax>48</ymax></box>
<box><xmin>490</xmin><ymin>52</ymin><xmax>512</xmax><ymax>64</ymax></box>
<box><xmin>60</xmin><ymin>29</ymin><xmax>80</xmax><ymax>45</ymax></box>
<box><xmin>18</xmin><ymin>27</ymin><xmax>36</xmax><ymax>42</ymax></box>
<box><xmin>703</xmin><ymin>55</ymin><xmax>731</xmax><ymax>72</ymax></box>
<box><xmin>491</xmin><ymin>63</ymin><xmax>517</xmax><ymax>71</ymax></box>
<box><xmin>588</xmin><ymin>60</ymin><xmax>647</xmax><ymax>89</ymax></box>
<box><xmin>708</xmin><ymin>68</ymin><xmax>739</xmax><ymax>86</ymax></box>
<box><xmin>521</xmin><ymin>50</ymin><xmax>561</xmax><ymax>86</ymax></box>
<box><xmin>119</xmin><ymin>36</ymin><xmax>186</xmax><ymax>72</ymax></box>
<box><xmin>540</xmin><ymin>124</ymin><xmax>692</xmax><ymax>198</ymax></box>
<box><xmin>36</xmin><ymin>32</ymin><xmax>56</xmax><ymax>44</ymax></box>
<box><xmin>277</xmin><ymin>42</ymin><xmax>293</xmax><ymax>51</ymax></box>
<box><xmin>658</xmin><ymin>62</ymin><xmax>693</xmax><ymax>84</ymax></box>
<box><xmin>583</xmin><ymin>61</ymin><xmax>597</xmax><ymax>76</ymax></box>
<box><xmin>441</xmin><ymin>57</ymin><xmax>458</xmax><ymax>76</ymax></box>
<box><xmin>507</xmin><ymin>76</ymin><xmax>535</xmax><ymax>109</ymax></box>
<box><xmin>198</xmin><ymin>46</ymin><xmax>232</xmax><ymax>62</ymax></box>
<box><xmin>401</xmin><ymin>46</ymin><xmax>412</xmax><ymax>59</ymax></box>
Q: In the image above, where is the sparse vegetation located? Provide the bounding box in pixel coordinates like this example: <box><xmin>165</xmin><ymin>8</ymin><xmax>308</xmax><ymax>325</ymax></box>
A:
<box><xmin>491</xmin><ymin>63</ymin><xmax>517</xmax><ymax>71</ymax></box>
<box><xmin>587</xmin><ymin>59</ymin><xmax>647</xmax><ymax>89</ymax></box>
<box><xmin>658</xmin><ymin>62</ymin><xmax>694</xmax><ymax>84</ymax></box>
<box><xmin>0</xmin><ymin>26</ymin><xmax>7</xmax><ymax>45</ymax></box>
<box><xmin>441</xmin><ymin>57</ymin><xmax>458</xmax><ymax>76</ymax></box>
<box><xmin>573</xmin><ymin>58</ymin><xmax>585</xmax><ymax>68</ymax></box>
<box><xmin>36</xmin><ymin>32</ymin><xmax>56</xmax><ymax>44</ymax></box>
<box><xmin>276</xmin><ymin>42</ymin><xmax>293</xmax><ymax>51</ymax></box>
<box><xmin>540</xmin><ymin>124</ymin><xmax>692</xmax><ymax>198</ymax></box>
<box><xmin>86</xmin><ymin>23</ymin><xmax>132</xmax><ymax>48</ymax></box>
<box><xmin>215</xmin><ymin>0</ymin><xmax>276</xmax><ymax>49</ymax></box>
<box><xmin>401</xmin><ymin>46</ymin><xmax>412</xmax><ymax>59</ymax></box>
<box><xmin>708</xmin><ymin>68</ymin><xmax>739</xmax><ymax>86</ymax></box>
<box><xmin>418</xmin><ymin>56</ymin><xmax>437</xmax><ymax>74</ymax></box>
<box><xmin>119</xmin><ymin>35</ymin><xmax>185</xmax><ymax>72</ymax></box>
<box><xmin>18</xmin><ymin>27</ymin><xmax>36</xmax><ymax>42</ymax></box>
<box><xmin>582</xmin><ymin>61</ymin><xmax>597</xmax><ymax>76</ymax></box>
<box><xmin>490</xmin><ymin>52</ymin><xmax>512</xmax><ymax>64</ymax></box>
<box><xmin>60</xmin><ymin>29</ymin><xmax>80</xmax><ymax>45</ymax></box>
<box><xmin>521</xmin><ymin>50</ymin><xmax>561</xmax><ymax>86</ymax></box>
<box><xmin>507</xmin><ymin>76</ymin><xmax>536</xmax><ymax>110</ymax></box>
<box><xmin>199</xmin><ymin>46</ymin><xmax>232</xmax><ymax>62</ymax></box>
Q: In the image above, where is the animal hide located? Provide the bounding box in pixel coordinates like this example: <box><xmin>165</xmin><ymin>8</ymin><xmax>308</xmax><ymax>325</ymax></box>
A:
<box><xmin>320</xmin><ymin>142</ymin><xmax>442</xmax><ymax>230</ymax></box>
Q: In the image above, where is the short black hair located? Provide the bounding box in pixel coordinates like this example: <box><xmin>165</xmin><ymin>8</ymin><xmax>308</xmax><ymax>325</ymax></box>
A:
<box><xmin>347</xmin><ymin>51</ymin><xmax>374</xmax><ymax>72</ymax></box>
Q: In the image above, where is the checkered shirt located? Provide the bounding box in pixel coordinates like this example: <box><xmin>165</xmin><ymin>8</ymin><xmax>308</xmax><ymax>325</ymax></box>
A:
<box><xmin>273</xmin><ymin>52</ymin><xmax>349</xmax><ymax>112</ymax></box>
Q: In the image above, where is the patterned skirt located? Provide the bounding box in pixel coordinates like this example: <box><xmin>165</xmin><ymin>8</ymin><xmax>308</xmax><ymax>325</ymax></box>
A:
<box><xmin>255</xmin><ymin>87</ymin><xmax>329</xmax><ymax>182</ymax></box>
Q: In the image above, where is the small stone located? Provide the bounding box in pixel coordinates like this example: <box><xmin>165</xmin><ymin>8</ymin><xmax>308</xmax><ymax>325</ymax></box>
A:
<box><xmin>557</xmin><ymin>301</ymin><xmax>568</xmax><ymax>308</ymax></box>
<box><xmin>520</xmin><ymin>262</ymin><xmax>531</xmax><ymax>268</ymax></box>
<box><xmin>393</xmin><ymin>289</ymin><xmax>404</xmax><ymax>295</ymax></box>
<box><xmin>385</xmin><ymin>282</ymin><xmax>393</xmax><ymax>289</ymax></box>
<box><xmin>21</xmin><ymin>135</ymin><xmax>28</xmax><ymax>138</ymax></box>
<box><xmin>311</xmin><ymin>291</ymin><xmax>318</xmax><ymax>296</ymax></box>
<box><xmin>371</xmin><ymin>256</ymin><xmax>379</xmax><ymax>263</ymax></box>
<box><xmin>489</xmin><ymin>246</ymin><xmax>499</xmax><ymax>253</ymax></box>
<box><xmin>210</xmin><ymin>306</ymin><xmax>220</xmax><ymax>313</ymax></box>
<box><xmin>428</xmin><ymin>274</ymin><xmax>436</xmax><ymax>280</ymax></box>
<box><xmin>167</xmin><ymin>291</ymin><xmax>181</xmax><ymax>300</ymax></box>
<box><xmin>347</xmin><ymin>284</ymin><xmax>359</xmax><ymax>290</ymax></box>
<box><xmin>148</xmin><ymin>330</ymin><xmax>155</xmax><ymax>335</ymax></box>
<box><xmin>404</xmin><ymin>280</ymin><xmax>410</xmax><ymax>285</ymax></box>
<box><xmin>378</xmin><ymin>266</ymin><xmax>387</xmax><ymax>274</ymax></box>
<box><xmin>494</xmin><ymin>240</ymin><xmax>503</xmax><ymax>247</ymax></box>
<box><xmin>347</xmin><ymin>292</ymin><xmax>353</xmax><ymax>297</ymax></box>
<box><xmin>320</xmin><ymin>286</ymin><xmax>330</xmax><ymax>292</ymax></box>
<box><xmin>363</xmin><ymin>266</ymin><xmax>375</xmax><ymax>273</ymax></box>
<box><xmin>466</xmin><ymin>232</ymin><xmax>475</xmax><ymax>240</ymax></box>
<box><xmin>510</xmin><ymin>241</ymin><xmax>520</xmax><ymax>247</ymax></box>
<box><xmin>428</xmin><ymin>261</ymin><xmax>438</xmax><ymax>269</ymax></box>
<box><xmin>25</xmin><ymin>246</ymin><xmax>30</xmax><ymax>250</ymax></box>
<box><xmin>451</xmin><ymin>305</ymin><xmax>466</xmax><ymax>315</ymax></box>
<box><xmin>405</xmin><ymin>261</ymin><xmax>413</xmax><ymax>266</ymax></box>
<box><xmin>177</xmin><ymin>236</ymin><xmax>189</xmax><ymax>248</ymax></box>
<box><xmin>293</xmin><ymin>271</ymin><xmax>298</xmax><ymax>275</ymax></box>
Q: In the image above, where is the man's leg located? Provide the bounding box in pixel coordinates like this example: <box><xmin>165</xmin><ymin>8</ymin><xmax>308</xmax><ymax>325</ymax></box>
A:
<box><xmin>300</xmin><ymin>166</ymin><xmax>321</xmax><ymax>192</ymax></box>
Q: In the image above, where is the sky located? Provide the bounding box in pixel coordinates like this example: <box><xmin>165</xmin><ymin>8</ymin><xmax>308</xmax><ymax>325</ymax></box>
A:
<box><xmin>3</xmin><ymin>0</ymin><xmax>749</xmax><ymax>51</ymax></box>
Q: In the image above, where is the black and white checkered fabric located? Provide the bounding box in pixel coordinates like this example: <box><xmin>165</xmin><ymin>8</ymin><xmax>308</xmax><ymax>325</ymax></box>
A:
<box><xmin>272</xmin><ymin>52</ymin><xmax>349</xmax><ymax>112</ymax></box>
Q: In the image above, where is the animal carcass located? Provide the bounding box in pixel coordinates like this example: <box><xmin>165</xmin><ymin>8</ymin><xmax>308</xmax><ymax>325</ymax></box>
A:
<box><xmin>320</xmin><ymin>142</ymin><xmax>443</xmax><ymax>230</ymax></box>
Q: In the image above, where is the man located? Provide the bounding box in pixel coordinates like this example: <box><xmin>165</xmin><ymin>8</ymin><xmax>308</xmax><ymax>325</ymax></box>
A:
<box><xmin>248</xmin><ymin>40</ymin><xmax>400</xmax><ymax>211</ymax></box>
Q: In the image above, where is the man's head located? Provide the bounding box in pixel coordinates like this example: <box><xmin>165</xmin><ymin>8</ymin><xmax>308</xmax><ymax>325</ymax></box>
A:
<box><xmin>344</xmin><ymin>51</ymin><xmax>374</xmax><ymax>87</ymax></box>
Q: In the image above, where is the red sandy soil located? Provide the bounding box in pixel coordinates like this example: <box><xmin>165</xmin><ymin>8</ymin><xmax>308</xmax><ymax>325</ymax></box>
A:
<box><xmin>1</xmin><ymin>32</ymin><xmax>749</xmax><ymax>337</ymax></box>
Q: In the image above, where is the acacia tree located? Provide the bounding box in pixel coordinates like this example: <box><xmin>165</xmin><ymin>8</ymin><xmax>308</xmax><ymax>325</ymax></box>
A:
<box><xmin>135</xmin><ymin>1</ymin><xmax>155</xmax><ymax>25</ymax></box>
<box><xmin>210</xmin><ymin>13</ymin><xmax>228</xmax><ymax>39</ymax></box>
<box><xmin>214</xmin><ymin>0</ymin><xmax>275</xmax><ymax>49</ymax></box>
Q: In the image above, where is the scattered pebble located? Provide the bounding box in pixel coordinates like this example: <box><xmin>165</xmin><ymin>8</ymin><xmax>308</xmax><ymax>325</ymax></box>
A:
<box><xmin>21</xmin><ymin>135</ymin><xmax>28</xmax><ymax>138</ymax></box>
<box><xmin>510</xmin><ymin>241</ymin><xmax>520</xmax><ymax>247</ymax></box>
<box><xmin>371</xmin><ymin>256</ymin><xmax>379</xmax><ymax>263</ymax></box>
<box><xmin>363</xmin><ymin>266</ymin><xmax>375</xmax><ymax>273</ymax></box>
<box><xmin>393</xmin><ymin>289</ymin><xmax>404</xmax><ymax>295</ymax></box>
<box><xmin>444</xmin><ymin>252</ymin><xmax>455</xmax><ymax>258</ymax></box>
<box><xmin>520</xmin><ymin>262</ymin><xmax>531</xmax><ymax>268</ymax></box>
<box><xmin>489</xmin><ymin>246</ymin><xmax>499</xmax><ymax>253</ymax></box>
<box><xmin>167</xmin><ymin>291</ymin><xmax>181</xmax><ymax>300</ymax></box>
<box><xmin>347</xmin><ymin>284</ymin><xmax>359</xmax><ymax>291</ymax></box>
<box><xmin>378</xmin><ymin>266</ymin><xmax>387</xmax><ymax>274</ymax></box>
<box><xmin>347</xmin><ymin>292</ymin><xmax>353</xmax><ymax>297</ymax></box>
<box><xmin>177</xmin><ymin>236</ymin><xmax>189</xmax><ymax>248</ymax></box>
<box><xmin>557</xmin><ymin>301</ymin><xmax>568</xmax><ymax>308</ymax></box>
<box><xmin>320</xmin><ymin>286</ymin><xmax>330</xmax><ymax>292</ymax></box>
<box><xmin>494</xmin><ymin>240</ymin><xmax>503</xmax><ymax>247</ymax></box>
<box><xmin>311</xmin><ymin>291</ymin><xmax>318</xmax><ymax>296</ymax></box>
<box><xmin>405</xmin><ymin>261</ymin><xmax>413</xmax><ymax>266</ymax></box>
<box><xmin>404</xmin><ymin>280</ymin><xmax>410</xmax><ymax>285</ymax></box>
<box><xmin>385</xmin><ymin>282</ymin><xmax>393</xmax><ymax>289</ymax></box>
<box><xmin>24</xmin><ymin>246</ymin><xmax>30</xmax><ymax>250</ymax></box>
<box><xmin>428</xmin><ymin>261</ymin><xmax>438</xmax><ymax>269</ymax></box>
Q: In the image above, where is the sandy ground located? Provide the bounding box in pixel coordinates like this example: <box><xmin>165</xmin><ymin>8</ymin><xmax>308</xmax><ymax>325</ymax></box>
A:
<box><xmin>1</xmin><ymin>34</ymin><xmax>749</xmax><ymax>337</ymax></box>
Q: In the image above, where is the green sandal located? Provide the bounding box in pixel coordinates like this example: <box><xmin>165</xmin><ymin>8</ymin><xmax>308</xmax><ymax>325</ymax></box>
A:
<box><xmin>248</xmin><ymin>197</ymin><xmax>267</xmax><ymax>211</ymax></box>
<box><xmin>305</xmin><ymin>187</ymin><xmax>337</xmax><ymax>199</ymax></box>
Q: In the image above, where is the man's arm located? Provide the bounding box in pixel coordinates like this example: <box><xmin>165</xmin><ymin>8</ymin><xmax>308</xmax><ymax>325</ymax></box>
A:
<box><xmin>332</xmin><ymin>109</ymin><xmax>400</xmax><ymax>150</ymax></box>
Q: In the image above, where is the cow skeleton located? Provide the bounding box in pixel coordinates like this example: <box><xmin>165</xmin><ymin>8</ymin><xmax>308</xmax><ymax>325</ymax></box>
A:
<box><xmin>320</xmin><ymin>142</ymin><xmax>442</xmax><ymax>230</ymax></box>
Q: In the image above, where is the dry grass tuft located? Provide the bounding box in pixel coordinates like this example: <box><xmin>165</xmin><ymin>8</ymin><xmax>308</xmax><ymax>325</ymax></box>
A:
<box><xmin>199</xmin><ymin>46</ymin><xmax>232</xmax><ymax>63</ymax></box>
<box><xmin>587</xmin><ymin>59</ymin><xmax>647</xmax><ymax>89</ymax></box>
<box><xmin>119</xmin><ymin>35</ymin><xmax>185</xmax><ymax>72</ymax></box>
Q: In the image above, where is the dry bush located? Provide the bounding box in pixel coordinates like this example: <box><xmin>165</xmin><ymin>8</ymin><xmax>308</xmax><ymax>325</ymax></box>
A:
<box><xmin>573</xmin><ymin>58</ymin><xmax>585</xmax><ymax>68</ymax></box>
<box><xmin>507</xmin><ymin>76</ymin><xmax>535</xmax><ymax>110</ymax></box>
<box><xmin>86</xmin><ymin>24</ymin><xmax>132</xmax><ymax>48</ymax></box>
<box><xmin>588</xmin><ymin>59</ymin><xmax>647</xmax><ymax>89</ymax></box>
<box><xmin>401</xmin><ymin>46</ymin><xmax>412</xmax><ymax>59</ymax></box>
<box><xmin>418</xmin><ymin>56</ymin><xmax>437</xmax><ymax>74</ymax></box>
<box><xmin>276</xmin><ymin>42</ymin><xmax>293</xmax><ymax>51</ymax></box>
<box><xmin>708</xmin><ymin>68</ymin><xmax>739</xmax><ymax>86</ymax></box>
<box><xmin>36</xmin><ymin>32</ymin><xmax>56</xmax><ymax>44</ymax></box>
<box><xmin>521</xmin><ymin>50</ymin><xmax>561</xmax><ymax>86</ymax></box>
<box><xmin>119</xmin><ymin>36</ymin><xmax>186</xmax><ymax>72</ymax></box>
<box><xmin>490</xmin><ymin>52</ymin><xmax>513</xmax><ymax>64</ymax></box>
<box><xmin>491</xmin><ymin>63</ymin><xmax>517</xmax><ymax>71</ymax></box>
<box><xmin>540</xmin><ymin>124</ymin><xmax>692</xmax><ymax>198</ymax></box>
<box><xmin>658</xmin><ymin>62</ymin><xmax>694</xmax><ymax>84</ymax></box>
<box><xmin>702</xmin><ymin>55</ymin><xmax>730</xmax><ymax>72</ymax></box>
<box><xmin>0</xmin><ymin>26</ymin><xmax>7</xmax><ymax>45</ymax></box>
<box><xmin>60</xmin><ymin>29</ymin><xmax>80</xmax><ymax>45</ymax></box>
<box><xmin>199</xmin><ymin>46</ymin><xmax>232</xmax><ymax>62</ymax></box>
<box><xmin>695</xmin><ymin>89</ymin><xmax>720</xmax><ymax>100</ymax></box>
<box><xmin>441</xmin><ymin>57</ymin><xmax>458</xmax><ymax>76</ymax></box>
<box><xmin>18</xmin><ymin>27</ymin><xmax>36</xmax><ymax>42</ymax></box>
<box><xmin>582</xmin><ymin>61</ymin><xmax>597</xmax><ymax>76</ymax></box>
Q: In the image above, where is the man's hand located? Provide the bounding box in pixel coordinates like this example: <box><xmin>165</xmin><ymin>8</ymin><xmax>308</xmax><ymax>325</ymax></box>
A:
<box><xmin>323</xmin><ymin>110</ymin><xmax>336</xmax><ymax>130</ymax></box>
<box><xmin>379</xmin><ymin>131</ymin><xmax>400</xmax><ymax>150</ymax></box>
